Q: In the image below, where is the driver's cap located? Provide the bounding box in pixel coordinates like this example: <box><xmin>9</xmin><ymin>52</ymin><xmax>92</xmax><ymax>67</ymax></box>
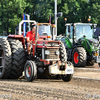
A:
<box><xmin>31</xmin><ymin>22</ymin><xmax>36</xmax><ymax>30</ymax></box>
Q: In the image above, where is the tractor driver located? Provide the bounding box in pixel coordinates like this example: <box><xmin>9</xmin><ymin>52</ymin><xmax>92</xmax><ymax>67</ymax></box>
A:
<box><xmin>26</xmin><ymin>23</ymin><xmax>39</xmax><ymax>55</ymax></box>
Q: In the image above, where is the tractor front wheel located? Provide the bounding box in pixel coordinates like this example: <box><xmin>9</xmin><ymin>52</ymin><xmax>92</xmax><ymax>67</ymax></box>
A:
<box><xmin>24</xmin><ymin>60</ymin><xmax>37</xmax><ymax>82</ymax></box>
<box><xmin>72</xmin><ymin>47</ymin><xmax>86</xmax><ymax>67</ymax></box>
<box><xmin>61</xmin><ymin>74</ymin><xmax>73</xmax><ymax>82</ymax></box>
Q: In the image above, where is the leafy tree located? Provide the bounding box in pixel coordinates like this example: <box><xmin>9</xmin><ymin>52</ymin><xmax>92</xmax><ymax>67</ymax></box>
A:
<box><xmin>88</xmin><ymin>0</ymin><xmax>100</xmax><ymax>23</ymax></box>
<box><xmin>0</xmin><ymin>0</ymin><xmax>100</xmax><ymax>35</ymax></box>
<box><xmin>0</xmin><ymin>0</ymin><xmax>26</xmax><ymax>35</ymax></box>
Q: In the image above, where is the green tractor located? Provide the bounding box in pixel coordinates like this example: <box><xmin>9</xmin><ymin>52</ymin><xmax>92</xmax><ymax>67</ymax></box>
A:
<box><xmin>59</xmin><ymin>23</ymin><xmax>100</xmax><ymax>67</ymax></box>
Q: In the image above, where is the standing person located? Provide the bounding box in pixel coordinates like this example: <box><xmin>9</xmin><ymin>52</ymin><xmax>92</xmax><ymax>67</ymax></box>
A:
<box><xmin>26</xmin><ymin>24</ymin><xmax>39</xmax><ymax>55</ymax></box>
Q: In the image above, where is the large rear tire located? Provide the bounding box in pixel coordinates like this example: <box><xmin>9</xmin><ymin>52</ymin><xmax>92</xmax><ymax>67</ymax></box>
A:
<box><xmin>72</xmin><ymin>47</ymin><xmax>86</xmax><ymax>67</ymax></box>
<box><xmin>0</xmin><ymin>38</ymin><xmax>12</xmax><ymax>78</ymax></box>
<box><xmin>8</xmin><ymin>39</ymin><xmax>26</xmax><ymax>79</ymax></box>
<box><xmin>24</xmin><ymin>60</ymin><xmax>37</xmax><ymax>82</ymax></box>
<box><xmin>59</xmin><ymin>42</ymin><xmax>67</xmax><ymax>62</ymax></box>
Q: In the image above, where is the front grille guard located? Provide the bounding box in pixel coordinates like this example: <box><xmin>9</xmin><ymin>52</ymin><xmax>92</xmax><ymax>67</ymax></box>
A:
<box><xmin>42</xmin><ymin>48</ymin><xmax>60</xmax><ymax>61</ymax></box>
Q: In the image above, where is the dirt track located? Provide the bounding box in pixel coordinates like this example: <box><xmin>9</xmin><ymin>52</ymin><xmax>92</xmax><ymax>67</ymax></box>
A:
<box><xmin>0</xmin><ymin>77</ymin><xmax>100</xmax><ymax>100</ymax></box>
<box><xmin>0</xmin><ymin>64</ymin><xmax>100</xmax><ymax>100</ymax></box>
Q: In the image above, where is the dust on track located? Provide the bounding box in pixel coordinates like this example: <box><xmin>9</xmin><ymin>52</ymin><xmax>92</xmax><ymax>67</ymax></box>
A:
<box><xmin>0</xmin><ymin>78</ymin><xmax>99</xmax><ymax>100</ymax></box>
<box><xmin>0</xmin><ymin>63</ymin><xmax>100</xmax><ymax>100</ymax></box>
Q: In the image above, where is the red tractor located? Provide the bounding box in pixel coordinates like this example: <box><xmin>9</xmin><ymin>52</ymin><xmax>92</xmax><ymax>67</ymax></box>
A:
<box><xmin>0</xmin><ymin>20</ymin><xmax>74</xmax><ymax>82</ymax></box>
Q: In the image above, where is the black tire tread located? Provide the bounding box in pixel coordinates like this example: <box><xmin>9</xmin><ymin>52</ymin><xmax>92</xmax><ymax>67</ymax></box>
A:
<box><xmin>60</xmin><ymin>42</ymin><xmax>67</xmax><ymax>62</ymax></box>
<box><xmin>8</xmin><ymin>39</ymin><xmax>26</xmax><ymax>79</ymax></box>
<box><xmin>24</xmin><ymin>60</ymin><xmax>37</xmax><ymax>82</ymax></box>
<box><xmin>87</xmin><ymin>59</ymin><xmax>94</xmax><ymax>66</ymax></box>
<box><xmin>72</xmin><ymin>47</ymin><xmax>86</xmax><ymax>67</ymax></box>
<box><xmin>0</xmin><ymin>38</ymin><xmax>12</xmax><ymax>78</ymax></box>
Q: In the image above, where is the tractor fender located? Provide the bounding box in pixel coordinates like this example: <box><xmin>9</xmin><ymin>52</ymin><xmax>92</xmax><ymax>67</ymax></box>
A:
<box><xmin>72</xmin><ymin>45</ymin><xmax>83</xmax><ymax>49</ymax></box>
<box><xmin>7</xmin><ymin>35</ymin><xmax>25</xmax><ymax>48</ymax></box>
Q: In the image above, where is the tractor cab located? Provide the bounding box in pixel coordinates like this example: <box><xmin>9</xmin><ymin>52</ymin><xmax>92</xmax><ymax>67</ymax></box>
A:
<box><xmin>38</xmin><ymin>23</ymin><xmax>52</xmax><ymax>40</ymax></box>
<box><xmin>65</xmin><ymin>23</ymin><xmax>96</xmax><ymax>43</ymax></box>
<box><xmin>60</xmin><ymin>22</ymin><xmax>100</xmax><ymax>67</ymax></box>
<box><xmin>15</xmin><ymin>21</ymin><xmax>55</xmax><ymax>41</ymax></box>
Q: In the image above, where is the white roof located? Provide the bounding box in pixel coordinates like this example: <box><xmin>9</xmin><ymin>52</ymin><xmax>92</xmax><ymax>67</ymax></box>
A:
<box><xmin>65</xmin><ymin>23</ymin><xmax>97</xmax><ymax>26</ymax></box>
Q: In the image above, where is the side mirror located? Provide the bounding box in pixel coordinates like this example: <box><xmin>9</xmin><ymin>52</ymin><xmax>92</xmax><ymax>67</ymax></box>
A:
<box><xmin>68</xmin><ymin>25</ymin><xmax>71</xmax><ymax>33</ymax></box>
<box><xmin>57</xmin><ymin>12</ymin><xmax>63</xmax><ymax>17</ymax></box>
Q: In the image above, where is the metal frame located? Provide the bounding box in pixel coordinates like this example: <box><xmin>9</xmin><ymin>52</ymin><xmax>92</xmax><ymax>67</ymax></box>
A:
<box><xmin>18</xmin><ymin>20</ymin><xmax>37</xmax><ymax>35</ymax></box>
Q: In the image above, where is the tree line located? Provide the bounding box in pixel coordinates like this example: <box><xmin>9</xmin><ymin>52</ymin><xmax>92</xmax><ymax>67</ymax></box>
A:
<box><xmin>0</xmin><ymin>0</ymin><xmax>100</xmax><ymax>35</ymax></box>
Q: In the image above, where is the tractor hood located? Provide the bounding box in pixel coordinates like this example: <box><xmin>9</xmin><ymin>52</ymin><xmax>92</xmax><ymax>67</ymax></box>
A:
<box><xmin>87</xmin><ymin>39</ymin><xmax>99</xmax><ymax>47</ymax></box>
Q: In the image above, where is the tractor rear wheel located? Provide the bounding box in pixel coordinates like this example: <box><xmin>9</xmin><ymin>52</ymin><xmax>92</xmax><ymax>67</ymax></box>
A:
<box><xmin>8</xmin><ymin>39</ymin><xmax>26</xmax><ymax>79</ymax></box>
<box><xmin>24</xmin><ymin>60</ymin><xmax>37</xmax><ymax>82</ymax></box>
<box><xmin>0</xmin><ymin>38</ymin><xmax>12</xmax><ymax>78</ymax></box>
<box><xmin>59</xmin><ymin>42</ymin><xmax>67</xmax><ymax>62</ymax></box>
<box><xmin>87</xmin><ymin>59</ymin><xmax>95</xmax><ymax>66</ymax></box>
<box><xmin>72</xmin><ymin>47</ymin><xmax>86</xmax><ymax>67</ymax></box>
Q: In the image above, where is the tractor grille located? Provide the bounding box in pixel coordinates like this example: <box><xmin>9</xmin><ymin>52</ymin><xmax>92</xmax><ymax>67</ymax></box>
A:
<box><xmin>47</xmin><ymin>42</ymin><xmax>59</xmax><ymax>47</ymax></box>
<box><xmin>45</xmin><ymin>48</ymin><xmax>59</xmax><ymax>60</ymax></box>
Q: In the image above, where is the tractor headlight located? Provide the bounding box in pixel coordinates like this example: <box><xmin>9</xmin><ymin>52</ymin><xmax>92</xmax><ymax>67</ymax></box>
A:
<box><xmin>56</xmin><ymin>51</ymin><xmax>59</xmax><ymax>55</ymax></box>
<box><xmin>94</xmin><ymin>53</ymin><xmax>98</xmax><ymax>56</ymax></box>
<box><xmin>47</xmin><ymin>44</ymin><xmax>51</xmax><ymax>46</ymax></box>
<box><xmin>45</xmin><ymin>50</ymin><xmax>50</xmax><ymax>55</ymax></box>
